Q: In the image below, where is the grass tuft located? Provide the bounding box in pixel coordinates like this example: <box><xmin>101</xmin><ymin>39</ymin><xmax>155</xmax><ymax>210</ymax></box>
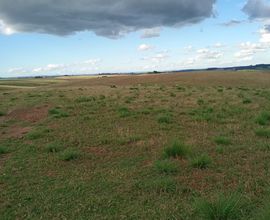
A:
<box><xmin>194</xmin><ymin>193</ymin><xmax>244</xmax><ymax>220</ymax></box>
<box><xmin>243</xmin><ymin>98</ymin><xmax>252</xmax><ymax>104</ymax></box>
<box><xmin>0</xmin><ymin>111</ymin><xmax>6</xmax><ymax>117</ymax></box>
<box><xmin>256</xmin><ymin>111</ymin><xmax>270</xmax><ymax>125</ymax></box>
<box><xmin>118</xmin><ymin>107</ymin><xmax>132</xmax><ymax>118</ymax></box>
<box><xmin>214</xmin><ymin>136</ymin><xmax>231</xmax><ymax>145</ymax></box>
<box><xmin>255</xmin><ymin>128</ymin><xmax>270</xmax><ymax>138</ymax></box>
<box><xmin>75</xmin><ymin>96</ymin><xmax>96</xmax><ymax>103</ymax></box>
<box><xmin>190</xmin><ymin>154</ymin><xmax>212</xmax><ymax>169</ymax></box>
<box><xmin>155</xmin><ymin>160</ymin><xmax>178</xmax><ymax>174</ymax></box>
<box><xmin>163</xmin><ymin>140</ymin><xmax>191</xmax><ymax>159</ymax></box>
<box><xmin>0</xmin><ymin>146</ymin><xmax>8</xmax><ymax>155</ymax></box>
<box><xmin>158</xmin><ymin>114</ymin><xmax>173</xmax><ymax>124</ymax></box>
<box><xmin>216</xmin><ymin>146</ymin><xmax>225</xmax><ymax>154</ymax></box>
<box><xmin>59</xmin><ymin>148</ymin><xmax>81</xmax><ymax>161</ymax></box>
<box><xmin>49</xmin><ymin>108</ymin><xmax>69</xmax><ymax>118</ymax></box>
<box><xmin>45</xmin><ymin>142</ymin><xmax>64</xmax><ymax>153</ymax></box>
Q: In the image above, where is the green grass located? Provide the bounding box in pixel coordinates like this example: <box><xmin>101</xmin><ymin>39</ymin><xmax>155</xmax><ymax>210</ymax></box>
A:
<box><xmin>0</xmin><ymin>146</ymin><xmax>8</xmax><ymax>154</ymax></box>
<box><xmin>58</xmin><ymin>148</ymin><xmax>81</xmax><ymax>161</ymax></box>
<box><xmin>157</xmin><ymin>114</ymin><xmax>173</xmax><ymax>124</ymax></box>
<box><xmin>194</xmin><ymin>193</ymin><xmax>245</xmax><ymax>220</ymax></box>
<box><xmin>0</xmin><ymin>111</ymin><xmax>6</xmax><ymax>116</ymax></box>
<box><xmin>243</xmin><ymin>98</ymin><xmax>252</xmax><ymax>104</ymax></box>
<box><xmin>256</xmin><ymin>111</ymin><xmax>270</xmax><ymax>126</ymax></box>
<box><xmin>216</xmin><ymin>146</ymin><xmax>225</xmax><ymax>154</ymax></box>
<box><xmin>163</xmin><ymin>140</ymin><xmax>191</xmax><ymax>159</ymax></box>
<box><xmin>190</xmin><ymin>154</ymin><xmax>212</xmax><ymax>169</ymax></box>
<box><xmin>75</xmin><ymin>96</ymin><xmax>96</xmax><ymax>103</ymax></box>
<box><xmin>254</xmin><ymin>199</ymin><xmax>270</xmax><ymax>220</ymax></box>
<box><xmin>1</xmin><ymin>73</ymin><xmax>270</xmax><ymax>219</ymax></box>
<box><xmin>118</xmin><ymin>107</ymin><xmax>132</xmax><ymax>118</ymax></box>
<box><xmin>135</xmin><ymin>177</ymin><xmax>177</xmax><ymax>193</ymax></box>
<box><xmin>49</xmin><ymin>108</ymin><xmax>69</xmax><ymax>118</ymax></box>
<box><xmin>26</xmin><ymin>128</ymin><xmax>51</xmax><ymax>140</ymax></box>
<box><xmin>154</xmin><ymin>160</ymin><xmax>178</xmax><ymax>174</ymax></box>
<box><xmin>214</xmin><ymin>136</ymin><xmax>232</xmax><ymax>145</ymax></box>
<box><xmin>255</xmin><ymin>128</ymin><xmax>270</xmax><ymax>138</ymax></box>
<box><xmin>45</xmin><ymin>142</ymin><xmax>64</xmax><ymax>153</ymax></box>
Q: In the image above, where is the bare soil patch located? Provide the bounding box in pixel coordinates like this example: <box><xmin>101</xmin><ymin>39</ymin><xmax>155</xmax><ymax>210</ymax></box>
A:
<box><xmin>6</xmin><ymin>105</ymin><xmax>50</xmax><ymax>123</ymax></box>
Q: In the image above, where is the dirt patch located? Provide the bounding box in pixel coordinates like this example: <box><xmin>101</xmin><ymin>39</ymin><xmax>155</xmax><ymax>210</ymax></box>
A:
<box><xmin>8</xmin><ymin>126</ymin><xmax>32</xmax><ymax>139</ymax></box>
<box><xmin>5</xmin><ymin>126</ymin><xmax>32</xmax><ymax>139</ymax></box>
<box><xmin>6</xmin><ymin>105</ymin><xmax>50</xmax><ymax>123</ymax></box>
<box><xmin>83</xmin><ymin>147</ymin><xmax>109</xmax><ymax>156</ymax></box>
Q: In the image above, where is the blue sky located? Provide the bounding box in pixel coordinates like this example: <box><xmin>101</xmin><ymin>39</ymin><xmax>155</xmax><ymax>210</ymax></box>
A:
<box><xmin>0</xmin><ymin>0</ymin><xmax>270</xmax><ymax>77</ymax></box>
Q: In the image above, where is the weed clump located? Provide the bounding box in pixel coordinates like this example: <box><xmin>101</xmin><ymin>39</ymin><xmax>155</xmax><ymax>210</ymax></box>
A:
<box><xmin>190</xmin><ymin>154</ymin><xmax>212</xmax><ymax>169</ymax></box>
<box><xmin>256</xmin><ymin>111</ymin><xmax>270</xmax><ymax>125</ymax></box>
<box><xmin>59</xmin><ymin>148</ymin><xmax>80</xmax><ymax>161</ymax></box>
<box><xmin>163</xmin><ymin>140</ymin><xmax>191</xmax><ymax>159</ymax></box>
<box><xmin>194</xmin><ymin>193</ymin><xmax>245</xmax><ymax>220</ymax></box>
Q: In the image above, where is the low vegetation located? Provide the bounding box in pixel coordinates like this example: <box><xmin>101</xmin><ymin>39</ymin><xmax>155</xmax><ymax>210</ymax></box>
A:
<box><xmin>256</xmin><ymin>111</ymin><xmax>270</xmax><ymax>126</ymax></box>
<box><xmin>154</xmin><ymin>160</ymin><xmax>178</xmax><ymax>174</ymax></box>
<box><xmin>190</xmin><ymin>154</ymin><xmax>212</xmax><ymax>169</ymax></box>
<box><xmin>1</xmin><ymin>72</ymin><xmax>270</xmax><ymax>219</ymax></box>
<box><xmin>163</xmin><ymin>140</ymin><xmax>191</xmax><ymax>159</ymax></box>
<box><xmin>194</xmin><ymin>193</ymin><xmax>245</xmax><ymax>220</ymax></box>
<box><xmin>214</xmin><ymin>136</ymin><xmax>232</xmax><ymax>145</ymax></box>
<box><xmin>58</xmin><ymin>148</ymin><xmax>81</xmax><ymax>161</ymax></box>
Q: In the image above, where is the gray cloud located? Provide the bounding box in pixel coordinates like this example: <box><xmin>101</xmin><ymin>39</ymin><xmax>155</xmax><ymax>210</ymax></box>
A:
<box><xmin>220</xmin><ymin>20</ymin><xmax>245</xmax><ymax>27</ymax></box>
<box><xmin>141</xmin><ymin>28</ymin><xmax>161</xmax><ymax>38</ymax></box>
<box><xmin>243</xmin><ymin>0</ymin><xmax>270</xmax><ymax>19</ymax></box>
<box><xmin>0</xmin><ymin>0</ymin><xmax>216</xmax><ymax>38</ymax></box>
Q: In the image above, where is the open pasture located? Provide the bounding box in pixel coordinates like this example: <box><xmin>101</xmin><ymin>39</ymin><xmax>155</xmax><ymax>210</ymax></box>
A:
<box><xmin>0</xmin><ymin>71</ymin><xmax>270</xmax><ymax>219</ymax></box>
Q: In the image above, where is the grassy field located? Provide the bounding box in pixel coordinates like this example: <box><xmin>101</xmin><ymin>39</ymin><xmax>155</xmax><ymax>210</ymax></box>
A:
<box><xmin>0</xmin><ymin>71</ymin><xmax>270</xmax><ymax>219</ymax></box>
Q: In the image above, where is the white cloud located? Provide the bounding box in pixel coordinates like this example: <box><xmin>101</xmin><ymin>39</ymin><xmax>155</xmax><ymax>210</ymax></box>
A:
<box><xmin>184</xmin><ymin>45</ymin><xmax>193</xmax><ymax>52</ymax></box>
<box><xmin>0</xmin><ymin>19</ymin><xmax>16</xmax><ymax>35</ymax></box>
<box><xmin>259</xmin><ymin>27</ymin><xmax>270</xmax><ymax>43</ymax></box>
<box><xmin>83</xmin><ymin>59</ymin><xmax>102</xmax><ymax>65</ymax></box>
<box><xmin>141</xmin><ymin>27</ymin><xmax>161</xmax><ymax>38</ymax></box>
<box><xmin>7</xmin><ymin>67</ymin><xmax>26</xmax><ymax>74</ymax></box>
<box><xmin>234</xmin><ymin>41</ymin><xmax>268</xmax><ymax>61</ymax></box>
<box><xmin>214</xmin><ymin>42</ymin><xmax>225</xmax><ymax>48</ymax></box>
<box><xmin>6</xmin><ymin>58</ymin><xmax>102</xmax><ymax>76</ymax></box>
<box><xmin>138</xmin><ymin>44</ymin><xmax>153</xmax><ymax>51</ymax></box>
<box><xmin>196</xmin><ymin>48</ymin><xmax>223</xmax><ymax>60</ymax></box>
<box><xmin>142</xmin><ymin>51</ymin><xmax>169</xmax><ymax>63</ymax></box>
<box><xmin>33</xmin><ymin>64</ymin><xmax>64</xmax><ymax>73</ymax></box>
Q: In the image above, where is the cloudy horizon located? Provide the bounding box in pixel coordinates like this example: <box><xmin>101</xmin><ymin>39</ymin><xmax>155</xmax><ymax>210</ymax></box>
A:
<box><xmin>1</xmin><ymin>0</ymin><xmax>270</xmax><ymax>77</ymax></box>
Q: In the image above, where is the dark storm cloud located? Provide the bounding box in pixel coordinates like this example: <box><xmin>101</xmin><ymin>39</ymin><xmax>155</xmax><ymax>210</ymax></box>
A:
<box><xmin>243</xmin><ymin>0</ymin><xmax>270</xmax><ymax>19</ymax></box>
<box><xmin>0</xmin><ymin>0</ymin><xmax>216</xmax><ymax>38</ymax></box>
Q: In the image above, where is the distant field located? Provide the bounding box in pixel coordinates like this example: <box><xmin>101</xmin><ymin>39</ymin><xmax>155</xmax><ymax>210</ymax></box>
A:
<box><xmin>1</xmin><ymin>71</ymin><xmax>270</xmax><ymax>219</ymax></box>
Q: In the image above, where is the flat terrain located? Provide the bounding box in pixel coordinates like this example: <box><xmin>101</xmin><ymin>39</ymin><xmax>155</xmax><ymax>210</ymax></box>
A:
<box><xmin>0</xmin><ymin>71</ymin><xmax>270</xmax><ymax>219</ymax></box>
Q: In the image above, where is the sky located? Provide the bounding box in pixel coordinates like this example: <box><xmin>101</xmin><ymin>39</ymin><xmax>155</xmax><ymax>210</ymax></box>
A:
<box><xmin>0</xmin><ymin>0</ymin><xmax>270</xmax><ymax>77</ymax></box>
